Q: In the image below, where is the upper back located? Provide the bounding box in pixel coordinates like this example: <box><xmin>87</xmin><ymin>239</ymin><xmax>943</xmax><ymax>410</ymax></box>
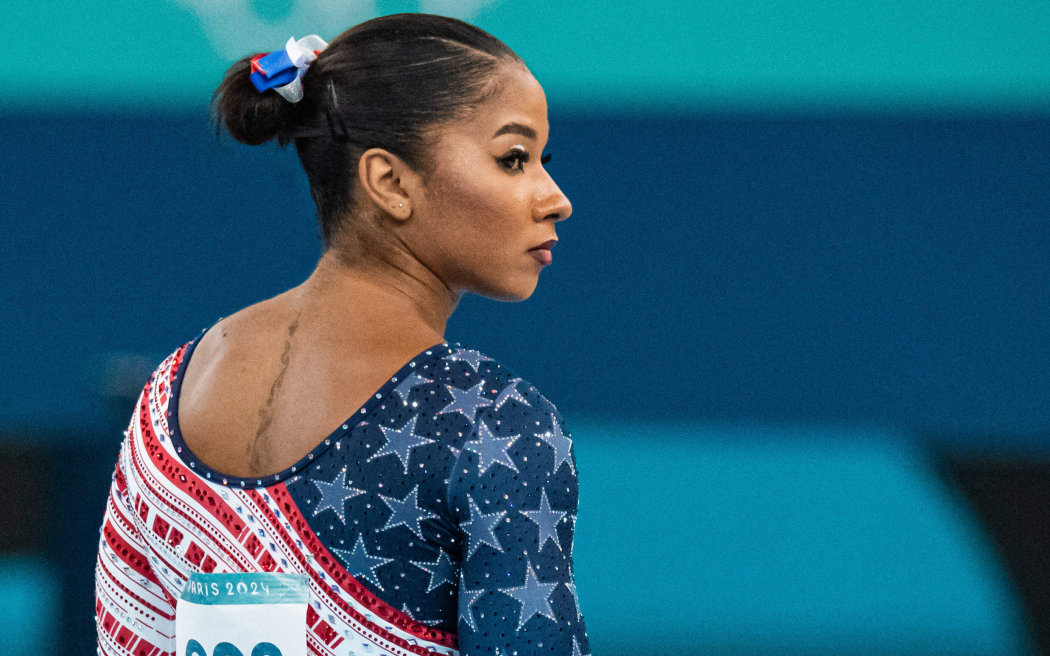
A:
<box><xmin>177</xmin><ymin>296</ymin><xmax>448</xmax><ymax>479</ymax></box>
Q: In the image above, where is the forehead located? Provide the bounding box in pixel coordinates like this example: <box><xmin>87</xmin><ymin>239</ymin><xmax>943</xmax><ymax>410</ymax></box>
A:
<box><xmin>438</xmin><ymin>65</ymin><xmax>549</xmax><ymax>145</ymax></box>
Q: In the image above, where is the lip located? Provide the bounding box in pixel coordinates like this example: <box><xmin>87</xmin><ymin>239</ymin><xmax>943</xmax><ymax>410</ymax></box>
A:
<box><xmin>529</xmin><ymin>248</ymin><xmax>553</xmax><ymax>265</ymax></box>
<box><xmin>527</xmin><ymin>239</ymin><xmax>557</xmax><ymax>266</ymax></box>
<box><xmin>528</xmin><ymin>238</ymin><xmax>558</xmax><ymax>251</ymax></box>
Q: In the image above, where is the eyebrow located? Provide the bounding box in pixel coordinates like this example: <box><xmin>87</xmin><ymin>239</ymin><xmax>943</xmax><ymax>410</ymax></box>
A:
<box><xmin>491</xmin><ymin>122</ymin><xmax>537</xmax><ymax>140</ymax></box>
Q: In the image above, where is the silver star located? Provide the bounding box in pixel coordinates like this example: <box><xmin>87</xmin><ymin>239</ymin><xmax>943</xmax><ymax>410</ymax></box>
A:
<box><xmin>393</xmin><ymin>372</ymin><xmax>433</xmax><ymax>404</ymax></box>
<box><xmin>462</xmin><ymin>420</ymin><xmax>520</xmax><ymax>475</ymax></box>
<box><xmin>459</xmin><ymin>584</ymin><xmax>487</xmax><ymax>632</ymax></box>
<box><xmin>438</xmin><ymin>380</ymin><xmax>493</xmax><ymax>423</ymax></box>
<box><xmin>493</xmin><ymin>378</ymin><xmax>531</xmax><ymax>410</ymax></box>
<box><xmin>444</xmin><ymin>347</ymin><xmax>488</xmax><ymax>373</ymax></box>
<box><xmin>408</xmin><ymin>548</ymin><xmax>458</xmax><ymax>593</ymax></box>
<box><xmin>462</xmin><ymin>493</ymin><xmax>505</xmax><ymax>560</ymax></box>
<box><xmin>528</xmin><ymin>386</ymin><xmax>559</xmax><ymax>413</ymax></box>
<box><xmin>502</xmin><ymin>558</ymin><xmax>559</xmax><ymax>631</ymax></box>
<box><xmin>367</xmin><ymin>415</ymin><xmax>436</xmax><ymax>474</ymax></box>
<box><xmin>377</xmin><ymin>484</ymin><xmax>436</xmax><ymax>540</ymax></box>
<box><xmin>310</xmin><ymin>469</ymin><xmax>367</xmax><ymax>524</ymax></box>
<box><xmin>536</xmin><ymin>412</ymin><xmax>574</xmax><ymax>475</ymax></box>
<box><xmin>331</xmin><ymin>533</ymin><xmax>393</xmax><ymax>592</ymax></box>
<box><xmin>522</xmin><ymin>488</ymin><xmax>566</xmax><ymax>552</ymax></box>
<box><xmin>399</xmin><ymin>601</ymin><xmax>441</xmax><ymax>626</ymax></box>
<box><xmin>572</xmin><ymin>634</ymin><xmax>587</xmax><ymax>656</ymax></box>
<box><xmin>565</xmin><ymin>579</ymin><xmax>582</xmax><ymax>621</ymax></box>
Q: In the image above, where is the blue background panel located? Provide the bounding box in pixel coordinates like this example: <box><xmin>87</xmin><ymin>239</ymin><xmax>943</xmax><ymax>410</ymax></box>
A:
<box><xmin>2</xmin><ymin>112</ymin><xmax>1047</xmax><ymax>441</ymax></box>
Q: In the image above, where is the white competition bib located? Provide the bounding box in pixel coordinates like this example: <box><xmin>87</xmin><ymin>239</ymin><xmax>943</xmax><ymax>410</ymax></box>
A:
<box><xmin>176</xmin><ymin>573</ymin><xmax>310</xmax><ymax>656</ymax></box>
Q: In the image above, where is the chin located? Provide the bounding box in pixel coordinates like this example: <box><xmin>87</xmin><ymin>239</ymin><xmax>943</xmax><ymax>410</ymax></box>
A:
<box><xmin>475</xmin><ymin>275</ymin><xmax>539</xmax><ymax>303</ymax></box>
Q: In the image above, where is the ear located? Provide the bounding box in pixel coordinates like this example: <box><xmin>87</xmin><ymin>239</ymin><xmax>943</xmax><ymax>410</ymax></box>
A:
<box><xmin>357</xmin><ymin>147</ymin><xmax>418</xmax><ymax>221</ymax></box>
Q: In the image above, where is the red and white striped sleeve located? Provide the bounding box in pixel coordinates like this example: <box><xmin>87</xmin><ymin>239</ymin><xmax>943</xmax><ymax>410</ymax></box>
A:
<box><xmin>94</xmin><ymin>436</ymin><xmax>177</xmax><ymax>656</ymax></box>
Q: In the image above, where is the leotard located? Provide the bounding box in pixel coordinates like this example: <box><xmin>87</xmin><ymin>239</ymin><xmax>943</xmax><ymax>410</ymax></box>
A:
<box><xmin>95</xmin><ymin>320</ymin><xmax>591</xmax><ymax>656</ymax></box>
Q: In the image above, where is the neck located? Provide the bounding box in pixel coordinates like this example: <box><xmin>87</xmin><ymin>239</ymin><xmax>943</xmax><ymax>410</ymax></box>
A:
<box><xmin>292</xmin><ymin>247</ymin><xmax>460</xmax><ymax>345</ymax></box>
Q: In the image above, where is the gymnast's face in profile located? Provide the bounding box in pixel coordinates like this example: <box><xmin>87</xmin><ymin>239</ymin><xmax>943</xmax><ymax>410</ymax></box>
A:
<box><xmin>382</xmin><ymin>64</ymin><xmax>573</xmax><ymax>302</ymax></box>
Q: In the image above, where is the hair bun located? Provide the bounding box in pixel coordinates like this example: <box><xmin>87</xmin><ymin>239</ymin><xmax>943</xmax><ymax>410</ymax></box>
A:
<box><xmin>210</xmin><ymin>54</ymin><xmax>298</xmax><ymax>146</ymax></box>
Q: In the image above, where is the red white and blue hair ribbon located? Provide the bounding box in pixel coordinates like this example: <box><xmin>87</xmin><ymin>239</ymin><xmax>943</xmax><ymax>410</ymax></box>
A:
<box><xmin>249</xmin><ymin>35</ymin><xmax>328</xmax><ymax>103</ymax></box>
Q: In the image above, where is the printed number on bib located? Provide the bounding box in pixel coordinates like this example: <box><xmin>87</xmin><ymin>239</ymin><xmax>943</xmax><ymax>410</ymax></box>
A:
<box><xmin>185</xmin><ymin>640</ymin><xmax>283</xmax><ymax>656</ymax></box>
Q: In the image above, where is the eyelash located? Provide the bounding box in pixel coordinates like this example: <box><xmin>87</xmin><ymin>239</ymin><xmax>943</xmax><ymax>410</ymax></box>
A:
<box><xmin>499</xmin><ymin>147</ymin><xmax>552</xmax><ymax>173</ymax></box>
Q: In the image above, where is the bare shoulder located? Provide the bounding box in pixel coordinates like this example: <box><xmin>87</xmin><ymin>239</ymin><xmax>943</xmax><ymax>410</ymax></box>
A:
<box><xmin>191</xmin><ymin>296</ymin><xmax>290</xmax><ymax>367</ymax></box>
<box><xmin>175</xmin><ymin>297</ymin><xmax>293</xmax><ymax>448</ymax></box>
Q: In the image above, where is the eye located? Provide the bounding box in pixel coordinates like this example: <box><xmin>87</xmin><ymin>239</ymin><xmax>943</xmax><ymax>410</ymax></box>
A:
<box><xmin>498</xmin><ymin>147</ymin><xmax>553</xmax><ymax>174</ymax></box>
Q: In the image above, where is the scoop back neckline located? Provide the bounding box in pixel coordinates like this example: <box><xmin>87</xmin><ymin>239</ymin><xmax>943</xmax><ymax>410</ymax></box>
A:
<box><xmin>164</xmin><ymin>319</ymin><xmax>452</xmax><ymax>489</ymax></box>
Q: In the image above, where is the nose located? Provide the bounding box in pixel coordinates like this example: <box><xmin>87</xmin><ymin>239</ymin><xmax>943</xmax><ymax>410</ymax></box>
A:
<box><xmin>533</xmin><ymin>180</ymin><xmax>572</xmax><ymax>223</ymax></box>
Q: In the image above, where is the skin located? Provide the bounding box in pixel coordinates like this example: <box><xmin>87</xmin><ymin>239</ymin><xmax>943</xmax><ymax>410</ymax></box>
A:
<box><xmin>178</xmin><ymin>63</ymin><xmax>572</xmax><ymax>477</ymax></box>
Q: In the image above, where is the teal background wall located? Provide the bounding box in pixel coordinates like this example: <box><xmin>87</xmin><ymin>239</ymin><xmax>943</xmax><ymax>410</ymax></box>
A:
<box><xmin>1</xmin><ymin>2</ymin><xmax>1048</xmax><ymax>654</ymax></box>
<box><xmin>571</xmin><ymin>424</ymin><xmax>1028</xmax><ymax>655</ymax></box>
<box><xmin>4</xmin><ymin>1</ymin><xmax>1050</xmax><ymax>111</ymax></box>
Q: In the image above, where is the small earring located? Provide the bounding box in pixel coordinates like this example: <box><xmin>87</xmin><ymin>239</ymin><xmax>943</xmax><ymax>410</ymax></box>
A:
<box><xmin>399</xmin><ymin>202</ymin><xmax>404</xmax><ymax>207</ymax></box>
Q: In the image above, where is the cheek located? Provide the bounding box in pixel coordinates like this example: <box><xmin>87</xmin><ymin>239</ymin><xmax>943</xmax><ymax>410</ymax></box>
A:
<box><xmin>429</xmin><ymin>170</ymin><xmax>520</xmax><ymax>250</ymax></box>
<box><xmin>415</xmin><ymin>162</ymin><xmax>536</xmax><ymax>295</ymax></box>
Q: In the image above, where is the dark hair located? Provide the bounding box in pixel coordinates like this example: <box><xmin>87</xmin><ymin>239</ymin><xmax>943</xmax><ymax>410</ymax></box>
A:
<box><xmin>211</xmin><ymin>13</ymin><xmax>526</xmax><ymax>249</ymax></box>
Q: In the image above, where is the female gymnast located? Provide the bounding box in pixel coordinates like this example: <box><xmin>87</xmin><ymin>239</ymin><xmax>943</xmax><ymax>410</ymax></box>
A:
<box><xmin>94</xmin><ymin>12</ymin><xmax>589</xmax><ymax>656</ymax></box>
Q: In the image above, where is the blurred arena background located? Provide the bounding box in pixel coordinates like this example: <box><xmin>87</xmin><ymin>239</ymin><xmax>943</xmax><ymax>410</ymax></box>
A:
<box><xmin>2</xmin><ymin>1</ymin><xmax>1049</xmax><ymax>654</ymax></box>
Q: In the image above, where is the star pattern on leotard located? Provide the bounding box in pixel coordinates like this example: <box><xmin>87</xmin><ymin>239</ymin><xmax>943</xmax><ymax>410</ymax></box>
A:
<box><xmin>572</xmin><ymin>634</ymin><xmax>589</xmax><ymax>656</ymax></box>
<box><xmin>444</xmin><ymin>347</ymin><xmax>488</xmax><ymax>373</ymax></box>
<box><xmin>265</xmin><ymin>342</ymin><xmax>589</xmax><ymax>645</ymax></box>
<box><xmin>400</xmin><ymin>601</ymin><xmax>419</xmax><ymax>622</ymax></box>
<box><xmin>565</xmin><ymin>579</ymin><xmax>582</xmax><ymax>621</ymax></box>
<box><xmin>393</xmin><ymin>372</ymin><xmax>433</xmax><ymax>404</ymax></box>
<box><xmin>310</xmin><ymin>468</ymin><xmax>367</xmax><ymax>525</ymax></box>
<box><xmin>459</xmin><ymin>584</ymin><xmax>488</xmax><ymax>632</ymax></box>
<box><xmin>501</xmin><ymin>558</ymin><xmax>559</xmax><ymax>631</ymax></box>
<box><xmin>493</xmin><ymin>377</ymin><xmax>531</xmax><ymax>410</ymax></box>
<box><xmin>536</xmin><ymin>412</ymin><xmax>575</xmax><ymax>475</ymax></box>
<box><xmin>522</xmin><ymin>488</ymin><xmax>567</xmax><ymax>553</ymax></box>
<box><xmin>408</xmin><ymin>548</ymin><xmax>458</xmax><ymax>594</ymax></box>
<box><xmin>462</xmin><ymin>420</ymin><xmax>520</xmax><ymax>476</ymax></box>
<box><xmin>400</xmin><ymin>601</ymin><xmax>447</xmax><ymax>626</ymax></box>
<box><xmin>332</xmin><ymin>533</ymin><xmax>394</xmax><ymax>592</ymax></box>
<box><xmin>438</xmin><ymin>380</ymin><xmax>493</xmax><ymax>423</ymax></box>
<box><xmin>377</xmin><ymin>483</ymin><xmax>437</xmax><ymax>540</ymax></box>
<box><xmin>367</xmin><ymin>414</ymin><xmax>435</xmax><ymax>474</ymax></box>
<box><xmin>462</xmin><ymin>493</ymin><xmax>505</xmax><ymax>561</ymax></box>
